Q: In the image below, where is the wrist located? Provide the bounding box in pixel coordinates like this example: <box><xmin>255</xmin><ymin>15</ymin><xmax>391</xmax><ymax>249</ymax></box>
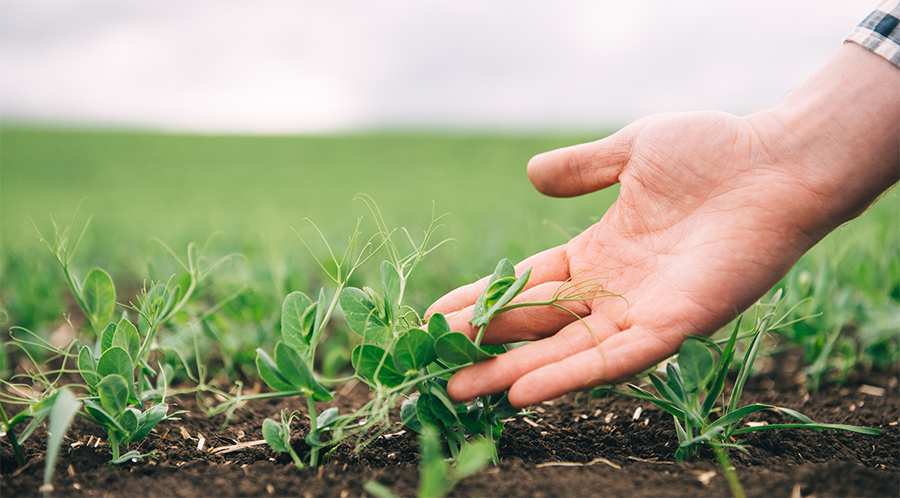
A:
<box><xmin>749</xmin><ymin>43</ymin><xmax>899</xmax><ymax>233</ymax></box>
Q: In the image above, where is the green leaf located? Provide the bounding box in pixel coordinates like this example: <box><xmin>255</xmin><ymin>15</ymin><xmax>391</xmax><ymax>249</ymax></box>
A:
<box><xmin>470</xmin><ymin>259</ymin><xmax>532</xmax><ymax>327</ymax></box>
<box><xmin>488</xmin><ymin>392</ymin><xmax>519</xmax><ymax>420</ymax></box>
<box><xmin>649</xmin><ymin>374</ymin><xmax>692</xmax><ymax>421</ymax></box>
<box><xmin>97</xmin><ymin>374</ymin><xmax>130</xmax><ymax>420</ymax></box>
<box><xmin>393</xmin><ymin>329</ymin><xmax>437</xmax><ymax>374</ymax></box>
<box><xmin>316</xmin><ymin>407</ymin><xmax>340</xmax><ymax>429</ymax></box>
<box><xmin>307</xmin><ymin>407</ymin><xmax>343</xmax><ymax>447</ymax></box>
<box><xmin>44</xmin><ymin>388</ymin><xmax>81</xmax><ymax>489</ymax></box>
<box><xmin>281</xmin><ymin>291</ymin><xmax>315</xmax><ymax>352</ymax></box>
<box><xmin>82</xmin><ymin>399</ymin><xmax>127</xmax><ymax>434</ymax></box>
<box><xmin>470</xmin><ymin>260</ymin><xmax>514</xmax><ymax>326</ymax></box>
<box><xmin>120</xmin><ymin>408</ymin><xmax>139</xmax><ymax>436</ymax></box>
<box><xmin>130</xmin><ymin>403</ymin><xmax>170</xmax><ymax>442</ymax></box>
<box><xmin>274</xmin><ymin>343</ymin><xmax>332</xmax><ymax>401</ymax></box>
<box><xmin>255</xmin><ymin>348</ymin><xmax>296</xmax><ymax>393</ymax></box>
<box><xmin>712</xmin><ymin>404</ymin><xmax>815</xmax><ymax>433</ymax></box>
<box><xmin>78</xmin><ymin>346</ymin><xmax>100</xmax><ymax>391</ymax></box>
<box><xmin>454</xmin><ymin>436</ymin><xmax>493</xmax><ymax>479</ymax></box>
<box><xmin>100</xmin><ymin>322</ymin><xmax>117</xmax><ymax>353</ymax></box>
<box><xmin>678</xmin><ymin>338</ymin><xmax>715</xmax><ymax>394</ymax></box>
<box><xmin>81</xmin><ymin>268</ymin><xmax>116</xmax><ymax>330</ymax></box>
<box><xmin>112</xmin><ymin>318</ymin><xmax>141</xmax><ymax>364</ymax></box>
<box><xmin>97</xmin><ymin>346</ymin><xmax>135</xmax><ymax>402</ymax></box>
<box><xmin>380</xmin><ymin>261</ymin><xmax>401</xmax><ymax>322</ymax></box>
<box><xmin>418</xmin><ymin>426</ymin><xmax>451</xmax><ymax>498</ymax></box>
<box><xmin>419</xmin><ymin>382</ymin><xmax>463</xmax><ymax>429</ymax></box>
<box><xmin>483</xmin><ymin>277</ymin><xmax>516</xmax><ymax>309</ymax></box>
<box><xmin>97</xmin><ymin>346</ymin><xmax>134</xmax><ymax>380</ymax></box>
<box><xmin>262</xmin><ymin>418</ymin><xmax>290</xmax><ymax>453</ymax></box>
<box><xmin>340</xmin><ymin>287</ymin><xmax>392</xmax><ymax>344</ymax></box>
<box><xmin>701</xmin><ymin>322</ymin><xmax>738</xmax><ymax>417</ymax></box>
<box><xmin>435</xmin><ymin>332</ymin><xmax>495</xmax><ymax>365</ymax></box>
<box><xmin>351</xmin><ymin>344</ymin><xmax>405</xmax><ymax>387</ymax></box>
<box><xmin>732</xmin><ymin>422</ymin><xmax>881</xmax><ymax>436</ymax></box>
<box><xmin>427</xmin><ymin>313</ymin><xmax>450</xmax><ymax>338</ymax></box>
<box><xmin>401</xmin><ymin>397</ymin><xmax>423</xmax><ymax>432</ymax></box>
<box><xmin>665</xmin><ymin>363</ymin><xmax>687</xmax><ymax>403</ymax></box>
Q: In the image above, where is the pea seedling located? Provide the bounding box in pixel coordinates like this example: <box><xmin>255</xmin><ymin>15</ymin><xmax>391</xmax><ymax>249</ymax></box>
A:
<box><xmin>0</xmin><ymin>210</ymin><xmax>239</xmax><ymax>463</ymax></box>
<box><xmin>599</xmin><ymin>290</ymin><xmax>881</xmax><ymax>497</ymax></box>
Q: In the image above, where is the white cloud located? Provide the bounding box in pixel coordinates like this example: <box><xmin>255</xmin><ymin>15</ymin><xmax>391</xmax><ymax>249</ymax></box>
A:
<box><xmin>0</xmin><ymin>0</ymin><xmax>876</xmax><ymax>133</ymax></box>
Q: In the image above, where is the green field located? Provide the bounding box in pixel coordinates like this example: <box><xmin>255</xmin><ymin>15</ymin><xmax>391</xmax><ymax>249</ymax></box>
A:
<box><xmin>1</xmin><ymin>126</ymin><xmax>897</xmax><ymax>384</ymax></box>
<box><xmin>0</xmin><ymin>126</ymin><xmax>614</xmax><ymax>267</ymax></box>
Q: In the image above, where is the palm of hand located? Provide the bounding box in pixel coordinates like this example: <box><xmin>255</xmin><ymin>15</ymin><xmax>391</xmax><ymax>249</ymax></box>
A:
<box><xmin>430</xmin><ymin>111</ymin><xmax>822</xmax><ymax>407</ymax></box>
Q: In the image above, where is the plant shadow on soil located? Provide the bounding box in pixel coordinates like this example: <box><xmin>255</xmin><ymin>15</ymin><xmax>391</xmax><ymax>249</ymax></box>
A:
<box><xmin>2</xmin><ymin>350</ymin><xmax>898</xmax><ymax>498</ymax></box>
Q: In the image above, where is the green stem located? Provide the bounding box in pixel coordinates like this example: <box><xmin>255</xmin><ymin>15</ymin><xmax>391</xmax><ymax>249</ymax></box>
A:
<box><xmin>307</xmin><ymin>396</ymin><xmax>319</xmax><ymax>467</ymax></box>
<box><xmin>308</xmin><ymin>283</ymin><xmax>345</xmax><ymax>363</ymax></box>
<box><xmin>288</xmin><ymin>447</ymin><xmax>306</xmax><ymax>470</ymax></box>
<box><xmin>387</xmin><ymin>365</ymin><xmax>465</xmax><ymax>394</ymax></box>
<box><xmin>109</xmin><ymin>431</ymin><xmax>121</xmax><ymax>461</ymax></box>
<box><xmin>0</xmin><ymin>404</ymin><xmax>25</xmax><ymax>467</ymax></box>
<box><xmin>711</xmin><ymin>443</ymin><xmax>745</xmax><ymax>498</ymax></box>
<box><xmin>474</xmin><ymin>325</ymin><xmax>486</xmax><ymax>348</ymax></box>
<box><xmin>481</xmin><ymin>396</ymin><xmax>499</xmax><ymax>465</ymax></box>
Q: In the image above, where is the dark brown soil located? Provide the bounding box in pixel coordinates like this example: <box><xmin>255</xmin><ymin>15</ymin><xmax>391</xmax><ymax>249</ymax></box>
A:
<box><xmin>2</xmin><ymin>362</ymin><xmax>898</xmax><ymax>498</ymax></box>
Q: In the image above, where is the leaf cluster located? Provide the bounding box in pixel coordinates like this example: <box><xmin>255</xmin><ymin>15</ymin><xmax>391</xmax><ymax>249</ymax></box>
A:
<box><xmin>606</xmin><ymin>291</ymin><xmax>881</xmax><ymax>463</ymax></box>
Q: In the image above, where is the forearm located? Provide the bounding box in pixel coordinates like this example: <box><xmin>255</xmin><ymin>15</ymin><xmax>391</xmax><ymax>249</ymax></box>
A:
<box><xmin>751</xmin><ymin>43</ymin><xmax>899</xmax><ymax>235</ymax></box>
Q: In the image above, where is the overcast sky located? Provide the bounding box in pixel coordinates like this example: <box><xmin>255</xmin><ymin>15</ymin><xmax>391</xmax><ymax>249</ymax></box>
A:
<box><xmin>0</xmin><ymin>1</ymin><xmax>875</xmax><ymax>133</ymax></box>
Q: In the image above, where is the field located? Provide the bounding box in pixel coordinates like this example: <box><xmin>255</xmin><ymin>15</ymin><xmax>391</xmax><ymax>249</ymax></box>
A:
<box><xmin>1</xmin><ymin>126</ymin><xmax>898</xmax><ymax>497</ymax></box>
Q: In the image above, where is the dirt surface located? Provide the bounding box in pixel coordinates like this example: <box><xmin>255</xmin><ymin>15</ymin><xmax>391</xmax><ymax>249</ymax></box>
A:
<box><xmin>2</xmin><ymin>362</ymin><xmax>898</xmax><ymax>498</ymax></box>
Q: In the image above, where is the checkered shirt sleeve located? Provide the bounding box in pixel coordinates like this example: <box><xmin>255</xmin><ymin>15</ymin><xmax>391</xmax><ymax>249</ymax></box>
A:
<box><xmin>846</xmin><ymin>0</ymin><xmax>900</xmax><ymax>66</ymax></box>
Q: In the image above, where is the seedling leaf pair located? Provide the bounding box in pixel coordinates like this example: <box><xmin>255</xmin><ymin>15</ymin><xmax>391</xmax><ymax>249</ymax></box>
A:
<box><xmin>351</xmin><ymin>344</ymin><xmax>406</xmax><ymax>387</ymax></box>
<box><xmin>281</xmin><ymin>291</ymin><xmax>324</xmax><ymax>359</ymax></box>
<box><xmin>393</xmin><ymin>329</ymin><xmax>437</xmax><ymax>374</ymax></box>
<box><xmin>256</xmin><ymin>344</ymin><xmax>332</xmax><ymax>401</ymax></box>
<box><xmin>470</xmin><ymin>259</ymin><xmax>531</xmax><ymax>328</ymax></box>
<box><xmin>434</xmin><ymin>333</ymin><xmax>495</xmax><ymax>364</ymax></box>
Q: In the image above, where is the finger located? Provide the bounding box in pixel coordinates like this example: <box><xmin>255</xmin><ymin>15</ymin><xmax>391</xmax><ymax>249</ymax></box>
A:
<box><xmin>507</xmin><ymin>325</ymin><xmax>682</xmax><ymax>407</ymax></box>
<box><xmin>527</xmin><ymin>126</ymin><xmax>635</xmax><ymax>198</ymax></box>
<box><xmin>440</xmin><ymin>280</ymin><xmax>592</xmax><ymax>343</ymax></box>
<box><xmin>425</xmin><ymin>244</ymin><xmax>570</xmax><ymax>319</ymax></box>
<box><xmin>446</xmin><ymin>311</ymin><xmax>620</xmax><ymax>402</ymax></box>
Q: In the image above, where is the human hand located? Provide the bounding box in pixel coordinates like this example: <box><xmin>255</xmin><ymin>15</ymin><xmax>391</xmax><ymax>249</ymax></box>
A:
<box><xmin>428</xmin><ymin>44</ymin><xmax>899</xmax><ymax>408</ymax></box>
<box><xmin>428</xmin><ymin>110</ymin><xmax>819</xmax><ymax>406</ymax></box>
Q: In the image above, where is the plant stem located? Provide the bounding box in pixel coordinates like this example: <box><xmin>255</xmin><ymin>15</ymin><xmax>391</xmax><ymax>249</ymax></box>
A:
<box><xmin>109</xmin><ymin>431</ymin><xmax>121</xmax><ymax>461</ymax></box>
<box><xmin>289</xmin><ymin>447</ymin><xmax>306</xmax><ymax>470</ymax></box>
<box><xmin>480</xmin><ymin>396</ymin><xmax>499</xmax><ymax>465</ymax></box>
<box><xmin>309</xmin><ymin>284</ymin><xmax>345</xmax><ymax>362</ymax></box>
<box><xmin>307</xmin><ymin>396</ymin><xmax>319</xmax><ymax>467</ymax></box>
<box><xmin>474</xmin><ymin>325</ymin><xmax>486</xmax><ymax>348</ymax></box>
<box><xmin>0</xmin><ymin>404</ymin><xmax>25</xmax><ymax>467</ymax></box>
<box><xmin>711</xmin><ymin>443</ymin><xmax>745</xmax><ymax>498</ymax></box>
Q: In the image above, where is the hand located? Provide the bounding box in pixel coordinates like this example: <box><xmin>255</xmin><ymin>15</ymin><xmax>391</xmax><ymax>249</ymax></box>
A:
<box><xmin>427</xmin><ymin>45</ymin><xmax>899</xmax><ymax>408</ymax></box>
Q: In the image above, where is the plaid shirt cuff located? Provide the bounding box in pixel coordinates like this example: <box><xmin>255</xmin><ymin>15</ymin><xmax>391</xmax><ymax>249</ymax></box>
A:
<box><xmin>846</xmin><ymin>0</ymin><xmax>900</xmax><ymax>66</ymax></box>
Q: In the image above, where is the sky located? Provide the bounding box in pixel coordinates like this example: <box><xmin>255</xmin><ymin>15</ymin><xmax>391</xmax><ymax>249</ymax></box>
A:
<box><xmin>0</xmin><ymin>1</ymin><xmax>875</xmax><ymax>134</ymax></box>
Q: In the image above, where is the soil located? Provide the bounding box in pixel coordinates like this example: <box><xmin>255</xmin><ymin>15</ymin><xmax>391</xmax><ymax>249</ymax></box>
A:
<box><xmin>2</xmin><ymin>356</ymin><xmax>898</xmax><ymax>498</ymax></box>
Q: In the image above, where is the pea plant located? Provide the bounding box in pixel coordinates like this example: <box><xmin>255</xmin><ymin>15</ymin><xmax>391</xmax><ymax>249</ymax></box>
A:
<box><xmin>597</xmin><ymin>290</ymin><xmax>881</xmax><ymax>497</ymax></box>
<box><xmin>2</xmin><ymin>209</ymin><xmax>236</xmax><ymax>464</ymax></box>
<box><xmin>255</xmin><ymin>197</ymin><xmax>618</xmax><ymax>468</ymax></box>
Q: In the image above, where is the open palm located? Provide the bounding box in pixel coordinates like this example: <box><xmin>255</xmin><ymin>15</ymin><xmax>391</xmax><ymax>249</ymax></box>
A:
<box><xmin>428</xmin><ymin>110</ymin><xmax>835</xmax><ymax>407</ymax></box>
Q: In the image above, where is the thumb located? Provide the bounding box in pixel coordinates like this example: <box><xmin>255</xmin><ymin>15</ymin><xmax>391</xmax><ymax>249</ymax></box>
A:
<box><xmin>527</xmin><ymin>126</ymin><xmax>635</xmax><ymax>198</ymax></box>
